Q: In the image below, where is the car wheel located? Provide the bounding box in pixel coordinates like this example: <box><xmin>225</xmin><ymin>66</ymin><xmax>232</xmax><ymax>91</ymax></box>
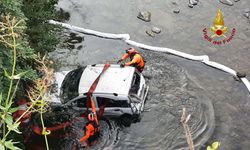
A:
<box><xmin>120</xmin><ymin>114</ymin><xmax>133</xmax><ymax>127</ymax></box>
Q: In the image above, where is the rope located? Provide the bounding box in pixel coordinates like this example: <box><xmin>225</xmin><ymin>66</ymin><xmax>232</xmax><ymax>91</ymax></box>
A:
<box><xmin>48</xmin><ymin>20</ymin><xmax>250</xmax><ymax>94</ymax></box>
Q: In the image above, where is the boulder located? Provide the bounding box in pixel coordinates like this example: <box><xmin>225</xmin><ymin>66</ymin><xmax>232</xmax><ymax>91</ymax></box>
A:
<box><xmin>243</xmin><ymin>9</ymin><xmax>250</xmax><ymax>19</ymax></box>
<box><xmin>173</xmin><ymin>8</ymin><xmax>180</xmax><ymax>14</ymax></box>
<box><xmin>146</xmin><ymin>30</ymin><xmax>155</xmax><ymax>37</ymax></box>
<box><xmin>188</xmin><ymin>4</ymin><xmax>194</xmax><ymax>8</ymax></box>
<box><xmin>137</xmin><ymin>11</ymin><xmax>151</xmax><ymax>22</ymax></box>
<box><xmin>189</xmin><ymin>0</ymin><xmax>198</xmax><ymax>5</ymax></box>
<box><xmin>152</xmin><ymin>27</ymin><xmax>161</xmax><ymax>34</ymax></box>
<box><xmin>219</xmin><ymin>0</ymin><xmax>233</xmax><ymax>6</ymax></box>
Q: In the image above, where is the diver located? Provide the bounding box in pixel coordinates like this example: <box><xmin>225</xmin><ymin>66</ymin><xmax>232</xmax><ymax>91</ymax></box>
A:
<box><xmin>79</xmin><ymin>112</ymin><xmax>100</xmax><ymax>146</ymax></box>
<box><xmin>117</xmin><ymin>47</ymin><xmax>145</xmax><ymax>72</ymax></box>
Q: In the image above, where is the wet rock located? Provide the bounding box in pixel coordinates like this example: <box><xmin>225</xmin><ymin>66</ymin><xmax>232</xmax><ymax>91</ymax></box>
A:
<box><xmin>151</xmin><ymin>27</ymin><xmax>161</xmax><ymax>34</ymax></box>
<box><xmin>243</xmin><ymin>13</ymin><xmax>249</xmax><ymax>19</ymax></box>
<box><xmin>70</xmin><ymin>32</ymin><xmax>76</xmax><ymax>37</ymax></box>
<box><xmin>58</xmin><ymin>8</ymin><xmax>70</xmax><ymax>21</ymax></box>
<box><xmin>67</xmin><ymin>43</ymin><xmax>75</xmax><ymax>49</ymax></box>
<box><xmin>243</xmin><ymin>8</ymin><xmax>250</xmax><ymax>18</ymax></box>
<box><xmin>188</xmin><ymin>4</ymin><xmax>194</xmax><ymax>8</ymax></box>
<box><xmin>137</xmin><ymin>11</ymin><xmax>151</xmax><ymax>22</ymax></box>
<box><xmin>172</xmin><ymin>1</ymin><xmax>177</xmax><ymax>5</ymax></box>
<box><xmin>189</xmin><ymin>0</ymin><xmax>198</xmax><ymax>5</ymax></box>
<box><xmin>173</xmin><ymin>8</ymin><xmax>180</xmax><ymax>14</ymax></box>
<box><xmin>77</xmin><ymin>45</ymin><xmax>83</xmax><ymax>50</ymax></box>
<box><xmin>237</xmin><ymin>72</ymin><xmax>246</xmax><ymax>78</ymax></box>
<box><xmin>146</xmin><ymin>30</ymin><xmax>155</xmax><ymax>37</ymax></box>
<box><xmin>219</xmin><ymin>0</ymin><xmax>233</xmax><ymax>6</ymax></box>
<box><xmin>69</xmin><ymin>39</ymin><xmax>80</xmax><ymax>44</ymax></box>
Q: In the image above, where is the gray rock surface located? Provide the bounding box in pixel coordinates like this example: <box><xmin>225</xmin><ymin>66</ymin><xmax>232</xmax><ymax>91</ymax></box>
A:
<box><xmin>234</xmin><ymin>0</ymin><xmax>240</xmax><ymax>2</ymax></box>
<box><xmin>152</xmin><ymin>27</ymin><xmax>161</xmax><ymax>34</ymax></box>
<box><xmin>137</xmin><ymin>11</ymin><xmax>151</xmax><ymax>22</ymax></box>
<box><xmin>219</xmin><ymin>0</ymin><xmax>234</xmax><ymax>6</ymax></box>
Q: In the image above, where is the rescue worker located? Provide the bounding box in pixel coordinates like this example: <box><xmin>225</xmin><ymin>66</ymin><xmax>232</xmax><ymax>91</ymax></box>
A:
<box><xmin>79</xmin><ymin>112</ymin><xmax>100</xmax><ymax>146</ymax></box>
<box><xmin>117</xmin><ymin>47</ymin><xmax>145</xmax><ymax>72</ymax></box>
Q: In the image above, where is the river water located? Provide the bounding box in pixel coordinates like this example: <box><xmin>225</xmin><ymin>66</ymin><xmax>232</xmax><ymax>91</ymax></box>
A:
<box><xmin>45</xmin><ymin>0</ymin><xmax>250</xmax><ymax>149</ymax></box>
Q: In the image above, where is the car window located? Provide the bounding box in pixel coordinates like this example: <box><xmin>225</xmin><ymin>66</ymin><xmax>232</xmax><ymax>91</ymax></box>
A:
<box><xmin>130</xmin><ymin>72</ymin><xmax>140</xmax><ymax>94</ymax></box>
<box><xmin>75</xmin><ymin>97</ymin><xmax>87</xmax><ymax>107</ymax></box>
<box><xmin>60</xmin><ymin>67</ymin><xmax>85</xmax><ymax>103</ymax></box>
<box><xmin>97</xmin><ymin>97</ymin><xmax>130</xmax><ymax>108</ymax></box>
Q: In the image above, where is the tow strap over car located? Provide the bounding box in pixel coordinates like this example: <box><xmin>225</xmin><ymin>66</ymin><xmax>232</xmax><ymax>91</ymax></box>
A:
<box><xmin>85</xmin><ymin>63</ymin><xmax>110</xmax><ymax>115</ymax></box>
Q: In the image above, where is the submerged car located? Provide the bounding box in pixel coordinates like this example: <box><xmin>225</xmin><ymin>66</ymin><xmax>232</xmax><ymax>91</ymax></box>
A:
<box><xmin>50</xmin><ymin>64</ymin><xmax>149</xmax><ymax>119</ymax></box>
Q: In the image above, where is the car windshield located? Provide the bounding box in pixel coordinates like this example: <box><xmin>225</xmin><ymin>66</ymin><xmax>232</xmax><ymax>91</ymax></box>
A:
<box><xmin>60</xmin><ymin>67</ymin><xmax>85</xmax><ymax>103</ymax></box>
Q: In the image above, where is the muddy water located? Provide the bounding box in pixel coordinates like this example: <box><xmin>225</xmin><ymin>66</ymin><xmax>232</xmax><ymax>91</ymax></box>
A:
<box><xmin>47</xmin><ymin>0</ymin><xmax>250</xmax><ymax>149</ymax></box>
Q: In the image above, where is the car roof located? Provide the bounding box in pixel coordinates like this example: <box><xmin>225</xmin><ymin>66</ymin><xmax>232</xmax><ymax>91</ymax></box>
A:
<box><xmin>78</xmin><ymin>64</ymin><xmax>135</xmax><ymax>96</ymax></box>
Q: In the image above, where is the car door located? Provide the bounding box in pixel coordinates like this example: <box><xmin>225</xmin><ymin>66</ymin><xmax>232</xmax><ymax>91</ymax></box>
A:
<box><xmin>68</xmin><ymin>96</ymin><xmax>88</xmax><ymax>111</ymax></box>
<box><xmin>96</xmin><ymin>96</ymin><xmax>131</xmax><ymax>117</ymax></box>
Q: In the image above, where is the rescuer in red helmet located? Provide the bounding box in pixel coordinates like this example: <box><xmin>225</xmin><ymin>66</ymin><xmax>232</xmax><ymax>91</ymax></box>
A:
<box><xmin>79</xmin><ymin>112</ymin><xmax>100</xmax><ymax>146</ymax></box>
<box><xmin>117</xmin><ymin>47</ymin><xmax>145</xmax><ymax>72</ymax></box>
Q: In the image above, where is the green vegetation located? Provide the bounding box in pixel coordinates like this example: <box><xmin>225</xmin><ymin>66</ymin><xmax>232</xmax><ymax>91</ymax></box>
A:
<box><xmin>22</xmin><ymin>0</ymin><xmax>60</xmax><ymax>54</ymax></box>
<box><xmin>0</xmin><ymin>0</ymin><xmax>60</xmax><ymax>149</ymax></box>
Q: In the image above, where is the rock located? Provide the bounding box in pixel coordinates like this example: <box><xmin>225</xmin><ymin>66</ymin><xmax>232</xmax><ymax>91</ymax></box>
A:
<box><xmin>172</xmin><ymin>1</ymin><xmax>177</xmax><ymax>5</ymax></box>
<box><xmin>243</xmin><ymin>12</ymin><xmax>249</xmax><ymax>19</ymax></box>
<box><xmin>188</xmin><ymin>4</ymin><xmax>194</xmax><ymax>8</ymax></box>
<box><xmin>234</xmin><ymin>0</ymin><xmax>240</xmax><ymax>2</ymax></box>
<box><xmin>237</xmin><ymin>72</ymin><xmax>246</xmax><ymax>78</ymax></box>
<box><xmin>219</xmin><ymin>0</ymin><xmax>233</xmax><ymax>6</ymax></box>
<box><xmin>189</xmin><ymin>0</ymin><xmax>198</xmax><ymax>5</ymax></box>
<box><xmin>151</xmin><ymin>27</ymin><xmax>161</xmax><ymax>34</ymax></box>
<box><xmin>137</xmin><ymin>11</ymin><xmax>151</xmax><ymax>22</ymax></box>
<box><xmin>146</xmin><ymin>30</ymin><xmax>155</xmax><ymax>37</ymax></box>
<box><xmin>243</xmin><ymin>9</ymin><xmax>250</xmax><ymax>19</ymax></box>
<box><xmin>173</xmin><ymin>8</ymin><xmax>180</xmax><ymax>14</ymax></box>
<box><xmin>77</xmin><ymin>45</ymin><xmax>83</xmax><ymax>50</ymax></box>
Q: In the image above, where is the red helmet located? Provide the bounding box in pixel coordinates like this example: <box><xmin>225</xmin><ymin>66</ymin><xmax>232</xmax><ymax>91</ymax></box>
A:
<box><xmin>126</xmin><ymin>47</ymin><xmax>138</xmax><ymax>54</ymax></box>
<box><xmin>88</xmin><ymin>112</ymin><xmax>95</xmax><ymax>121</ymax></box>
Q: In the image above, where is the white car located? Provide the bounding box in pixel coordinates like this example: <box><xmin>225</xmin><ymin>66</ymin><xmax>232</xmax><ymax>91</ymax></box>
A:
<box><xmin>50</xmin><ymin>64</ymin><xmax>149</xmax><ymax>119</ymax></box>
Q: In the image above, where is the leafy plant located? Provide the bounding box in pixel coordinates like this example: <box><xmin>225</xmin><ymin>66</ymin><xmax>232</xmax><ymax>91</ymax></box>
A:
<box><xmin>0</xmin><ymin>14</ymin><xmax>54</xmax><ymax>150</ymax></box>
<box><xmin>207</xmin><ymin>141</ymin><xmax>220</xmax><ymax>150</ymax></box>
<box><xmin>0</xmin><ymin>14</ymin><xmax>30</xmax><ymax>150</ymax></box>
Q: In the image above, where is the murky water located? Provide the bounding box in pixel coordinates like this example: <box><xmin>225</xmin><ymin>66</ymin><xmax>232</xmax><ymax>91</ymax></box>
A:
<box><xmin>43</xmin><ymin>0</ymin><xmax>250</xmax><ymax>149</ymax></box>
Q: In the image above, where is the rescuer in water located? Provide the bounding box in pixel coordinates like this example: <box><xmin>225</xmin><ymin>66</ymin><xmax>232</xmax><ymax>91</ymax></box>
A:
<box><xmin>117</xmin><ymin>47</ymin><xmax>145</xmax><ymax>72</ymax></box>
<box><xmin>79</xmin><ymin>112</ymin><xmax>100</xmax><ymax>146</ymax></box>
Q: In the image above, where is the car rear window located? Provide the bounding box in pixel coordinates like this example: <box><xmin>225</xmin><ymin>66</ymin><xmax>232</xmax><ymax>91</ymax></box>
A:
<box><xmin>60</xmin><ymin>67</ymin><xmax>85</xmax><ymax>103</ymax></box>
